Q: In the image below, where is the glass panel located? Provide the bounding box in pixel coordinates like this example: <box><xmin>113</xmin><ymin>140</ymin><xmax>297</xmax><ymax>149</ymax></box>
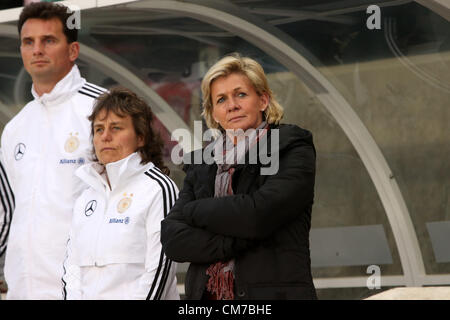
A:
<box><xmin>252</xmin><ymin>0</ymin><xmax>450</xmax><ymax>275</ymax></box>
<box><xmin>0</xmin><ymin>30</ymin><xmax>28</xmax><ymax>129</ymax></box>
<box><xmin>269</xmin><ymin>70</ymin><xmax>402</xmax><ymax>278</ymax></box>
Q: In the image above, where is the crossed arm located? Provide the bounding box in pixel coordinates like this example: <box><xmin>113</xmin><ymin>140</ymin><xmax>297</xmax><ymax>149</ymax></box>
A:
<box><xmin>161</xmin><ymin>137</ymin><xmax>315</xmax><ymax>265</ymax></box>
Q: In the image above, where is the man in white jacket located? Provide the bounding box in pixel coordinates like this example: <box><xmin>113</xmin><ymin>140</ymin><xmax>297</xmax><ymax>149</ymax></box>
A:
<box><xmin>0</xmin><ymin>2</ymin><xmax>106</xmax><ymax>299</ymax></box>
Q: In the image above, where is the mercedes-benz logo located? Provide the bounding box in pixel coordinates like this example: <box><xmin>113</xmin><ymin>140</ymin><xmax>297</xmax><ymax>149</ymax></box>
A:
<box><xmin>14</xmin><ymin>143</ymin><xmax>26</xmax><ymax>161</ymax></box>
<box><xmin>84</xmin><ymin>200</ymin><xmax>97</xmax><ymax>216</ymax></box>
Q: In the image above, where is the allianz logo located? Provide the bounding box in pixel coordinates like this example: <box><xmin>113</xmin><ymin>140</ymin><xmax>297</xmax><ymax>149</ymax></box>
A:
<box><xmin>59</xmin><ymin>157</ymin><xmax>85</xmax><ymax>165</ymax></box>
<box><xmin>109</xmin><ymin>217</ymin><xmax>130</xmax><ymax>224</ymax></box>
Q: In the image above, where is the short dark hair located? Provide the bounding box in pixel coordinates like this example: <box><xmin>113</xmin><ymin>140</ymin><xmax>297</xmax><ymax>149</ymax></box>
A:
<box><xmin>88</xmin><ymin>86</ymin><xmax>169</xmax><ymax>175</ymax></box>
<box><xmin>18</xmin><ymin>2</ymin><xmax>78</xmax><ymax>43</ymax></box>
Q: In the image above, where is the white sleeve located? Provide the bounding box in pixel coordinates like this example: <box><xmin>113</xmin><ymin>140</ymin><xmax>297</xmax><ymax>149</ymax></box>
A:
<box><xmin>62</xmin><ymin>202</ymin><xmax>82</xmax><ymax>300</ymax></box>
<box><xmin>133</xmin><ymin>175</ymin><xmax>180</xmax><ymax>300</ymax></box>
<box><xmin>0</xmin><ymin>148</ymin><xmax>14</xmax><ymax>258</ymax></box>
<box><xmin>62</xmin><ymin>236</ymin><xmax>82</xmax><ymax>300</ymax></box>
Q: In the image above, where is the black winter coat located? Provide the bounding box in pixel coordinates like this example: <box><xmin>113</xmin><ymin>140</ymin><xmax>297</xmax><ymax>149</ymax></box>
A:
<box><xmin>161</xmin><ymin>124</ymin><xmax>317</xmax><ymax>300</ymax></box>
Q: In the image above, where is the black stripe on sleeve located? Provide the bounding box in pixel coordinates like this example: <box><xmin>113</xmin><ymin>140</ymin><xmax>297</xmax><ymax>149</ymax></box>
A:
<box><xmin>146</xmin><ymin>250</ymin><xmax>165</xmax><ymax>300</ymax></box>
<box><xmin>153</xmin><ymin>166</ymin><xmax>178</xmax><ymax>203</ymax></box>
<box><xmin>78</xmin><ymin>90</ymin><xmax>98</xmax><ymax>99</ymax></box>
<box><xmin>0</xmin><ymin>160</ymin><xmax>14</xmax><ymax>205</ymax></box>
<box><xmin>143</xmin><ymin>169</ymin><xmax>178</xmax><ymax>300</ymax></box>
<box><xmin>61</xmin><ymin>239</ymin><xmax>69</xmax><ymax>300</ymax></box>
<box><xmin>149</xmin><ymin>168</ymin><xmax>177</xmax><ymax>212</ymax></box>
<box><xmin>147</xmin><ymin>169</ymin><xmax>178</xmax><ymax>298</ymax></box>
<box><xmin>85</xmin><ymin>82</ymin><xmax>107</xmax><ymax>94</ymax></box>
<box><xmin>144</xmin><ymin>171</ymin><xmax>167</xmax><ymax>217</ymax></box>
<box><xmin>149</xmin><ymin>169</ymin><xmax>173</xmax><ymax>212</ymax></box>
<box><xmin>80</xmin><ymin>86</ymin><xmax>104</xmax><ymax>97</ymax></box>
<box><xmin>155</xmin><ymin>259</ymin><xmax>172</xmax><ymax>300</ymax></box>
<box><xmin>144</xmin><ymin>171</ymin><xmax>168</xmax><ymax>299</ymax></box>
<box><xmin>0</xmin><ymin>161</ymin><xmax>14</xmax><ymax>257</ymax></box>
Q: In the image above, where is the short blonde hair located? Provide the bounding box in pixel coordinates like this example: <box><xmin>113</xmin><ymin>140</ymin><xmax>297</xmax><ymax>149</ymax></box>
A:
<box><xmin>201</xmin><ymin>53</ymin><xmax>284</xmax><ymax>130</ymax></box>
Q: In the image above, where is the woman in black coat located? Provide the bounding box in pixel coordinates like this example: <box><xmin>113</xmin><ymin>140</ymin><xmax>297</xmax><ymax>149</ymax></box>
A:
<box><xmin>161</xmin><ymin>53</ymin><xmax>317</xmax><ymax>300</ymax></box>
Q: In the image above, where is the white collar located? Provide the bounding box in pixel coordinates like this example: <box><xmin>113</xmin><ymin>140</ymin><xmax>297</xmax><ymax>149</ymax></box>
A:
<box><xmin>31</xmin><ymin>64</ymin><xmax>85</xmax><ymax>107</ymax></box>
<box><xmin>76</xmin><ymin>152</ymin><xmax>153</xmax><ymax>193</ymax></box>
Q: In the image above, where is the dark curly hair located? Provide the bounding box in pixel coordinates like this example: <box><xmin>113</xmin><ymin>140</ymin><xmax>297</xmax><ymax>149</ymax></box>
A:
<box><xmin>18</xmin><ymin>2</ymin><xmax>78</xmax><ymax>43</ymax></box>
<box><xmin>88</xmin><ymin>86</ymin><xmax>169</xmax><ymax>175</ymax></box>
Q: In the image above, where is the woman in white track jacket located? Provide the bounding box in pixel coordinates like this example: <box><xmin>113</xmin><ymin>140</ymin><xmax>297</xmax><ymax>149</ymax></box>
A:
<box><xmin>62</xmin><ymin>87</ymin><xmax>179</xmax><ymax>300</ymax></box>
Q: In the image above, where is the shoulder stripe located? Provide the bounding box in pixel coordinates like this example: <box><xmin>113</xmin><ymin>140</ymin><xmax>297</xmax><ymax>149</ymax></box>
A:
<box><xmin>152</xmin><ymin>169</ymin><xmax>173</xmax><ymax>211</ymax></box>
<box><xmin>78</xmin><ymin>90</ymin><xmax>98</xmax><ymax>99</ymax></box>
<box><xmin>144</xmin><ymin>168</ymin><xmax>177</xmax><ymax>216</ymax></box>
<box><xmin>0</xmin><ymin>161</ymin><xmax>14</xmax><ymax>256</ymax></box>
<box><xmin>144</xmin><ymin>171</ymin><xmax>168</xmax><ymax>217</ymax></box>
<box><xmin>148</xmin><ymin>168</ymin><xmax>177</xmax><ymax>212</ymax></box>
<box><xmin>153</xmin><ymin>167</ymin><xmax>177</xmax><ymax>199</ymax></box>
<box><xmin>85</xmin><ymin>82</ymin><xmax>107</xmax><ymax>93</ymax></box>
<box><xmin>80</xmin><ymin>86</ymin><xmax>105</xmax><ymax>97</ymax></box>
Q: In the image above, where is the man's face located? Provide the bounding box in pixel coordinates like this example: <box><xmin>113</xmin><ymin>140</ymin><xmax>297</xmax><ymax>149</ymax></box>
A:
<box><xmin>20</xmin><ymin>18</ymin><xmax>78</xmax><ymax>85</ymax></box>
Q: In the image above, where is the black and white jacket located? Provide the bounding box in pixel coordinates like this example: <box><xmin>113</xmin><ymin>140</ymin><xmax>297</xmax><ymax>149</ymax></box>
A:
<box><xmin>63</xmin><ymin>152</ymin><xmax>179</xmax><ymax>300</ymax></box>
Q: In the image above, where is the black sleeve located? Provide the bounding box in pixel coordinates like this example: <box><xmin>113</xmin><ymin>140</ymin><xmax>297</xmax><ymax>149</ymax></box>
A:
<box><xmin>161</xmin><ymin>164</ymin><xmax>255</xmax><ymax>264</ymax></box>
<box><xmin>182</xmin><ymin>130</ymin><xmax>315</xmax><ymax>240</ymax></box>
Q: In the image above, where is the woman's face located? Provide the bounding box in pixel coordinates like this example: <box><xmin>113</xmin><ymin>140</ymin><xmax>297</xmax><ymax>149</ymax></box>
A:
<box><xmin>211</xmin><ymin>73</ymin><xmax>268</xmax><ymax>132</ymax></box>
<box><xmin>93</xmin><ymin>109</ymin><xmax>144</xmax><ymax>165</ymax></box>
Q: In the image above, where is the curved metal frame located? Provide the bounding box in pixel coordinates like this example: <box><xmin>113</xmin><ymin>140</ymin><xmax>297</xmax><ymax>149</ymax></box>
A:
<box><xmin>0</xmin><ymin>23</ymin><xmax>198</xmax><ymax>153</ymax></box>
<box><xmin>415</xmin><ymin>0</ymin><xmax>450</xmax><ymax>22</ymax></box>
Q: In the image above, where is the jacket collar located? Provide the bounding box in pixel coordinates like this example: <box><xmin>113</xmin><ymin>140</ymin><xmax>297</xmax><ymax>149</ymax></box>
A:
<box><xmin>75</xmin><ymin>152</ymin><xmax>152</xmax><ymax>193</ymax></box>
<box><xmin>31</xmin><ymin>64</ymin><xmax>85</xmax><ymax>107</ymax></box>
<box><xmin>185</xmin><ymin>123</ymin><xmax>306</xmax><ymax>170</ymax></box>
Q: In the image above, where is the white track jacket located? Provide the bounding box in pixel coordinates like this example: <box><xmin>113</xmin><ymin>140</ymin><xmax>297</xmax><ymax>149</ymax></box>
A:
<box><xmin>62</xmin><ymin>152</ymin><xmax>179</xmax><ymax>300</ymax></box>
<box><xmin>1</xmin><ymin>65</ymin><xmax>106</xmax><ymax>299</ymax></box>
